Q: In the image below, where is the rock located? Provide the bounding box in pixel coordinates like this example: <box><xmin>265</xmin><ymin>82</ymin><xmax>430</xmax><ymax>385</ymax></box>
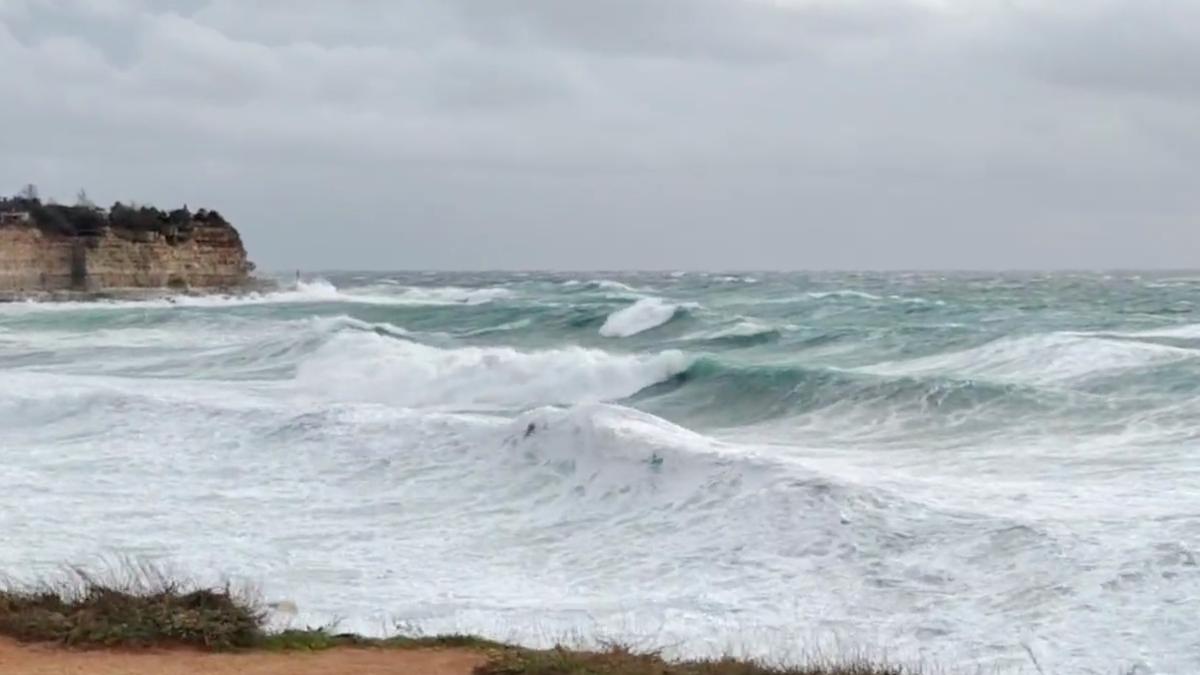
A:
<box><xmin>0</xmin><ymin>222</ymin><xmax>255</xmax><ymax>294</ymax></box>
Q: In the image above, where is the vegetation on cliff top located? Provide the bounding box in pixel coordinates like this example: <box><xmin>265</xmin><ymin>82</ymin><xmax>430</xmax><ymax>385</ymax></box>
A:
<box><xmin>0</xmin><ymin>184</ymin><xmax>230</xmax><ymax>239</ymax></box>
<box><xmin>0</xmin><ymin>565</ymin><xmax>908</xmax><ymax>674</ymax></box>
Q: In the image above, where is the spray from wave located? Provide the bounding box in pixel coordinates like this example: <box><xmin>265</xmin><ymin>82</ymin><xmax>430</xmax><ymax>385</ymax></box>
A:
<box><xmin>600</xmin><ymin>298</ymin><xmax>686</xmax><ymax>337</ymax></box>
<box><xmin>296</xmin><ymin>331</ymin><xmax>691</xmax><ymax>409</ymax></box>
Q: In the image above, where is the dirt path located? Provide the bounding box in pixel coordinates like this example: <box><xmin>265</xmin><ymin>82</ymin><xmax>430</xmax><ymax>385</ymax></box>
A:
<box><xmin>0</xmin><ymin>638</ymin><xmax>486</xmax><ymax>674</ymax></box>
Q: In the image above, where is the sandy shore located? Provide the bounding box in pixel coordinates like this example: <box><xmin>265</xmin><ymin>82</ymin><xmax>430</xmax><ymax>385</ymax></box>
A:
<box><xmin>0</xmin><ymin>638</ymin><xmax>485</xmax><ymax>675</ymax></box>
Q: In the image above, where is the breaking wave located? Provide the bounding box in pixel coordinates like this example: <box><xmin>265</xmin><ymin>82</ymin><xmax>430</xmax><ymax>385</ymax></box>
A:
<box><xmin>858</xmin><ymin>332</ymin><xmax>1198</xmax><ymax>385</ymax></box>
<box><xmin>295</xmin><ymin>330</ymin><xmax>691</xmax><ymax>409</ymax></box>
<box><xmin>599</xmin><ymin>298</ymin><xmax>688</xmax><ymax>338</ymax></box>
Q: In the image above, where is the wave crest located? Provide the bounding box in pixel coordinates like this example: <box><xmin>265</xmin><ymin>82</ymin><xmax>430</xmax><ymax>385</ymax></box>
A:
<box><xmin>295</xmin><ymin>332</ymin><xmax>691</xmax><ymax>409</ymax></box>
<box><xmin>600</xmin><ymin>298</ymin><xmax>687</xmax><ymax>338</ymax></box>
<box><xmin>858</xmin><ymin>333</ymin><xmax>1198</xmax><ymax>385</ymax></box>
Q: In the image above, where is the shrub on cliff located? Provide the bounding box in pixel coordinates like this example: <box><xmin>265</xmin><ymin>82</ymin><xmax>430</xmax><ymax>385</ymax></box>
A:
<box><xmin>109</xmin><ymin>202</ymin><xmax>169</xmax><ymax>232</ymax></box>
<box><xmin>30</xmin><ymin>204</ymin><xmax>106</xmax><ymax>236</ymax></box>
<box><xmin>0</xmin><ymin>195</ymin><xmax>40</xmax><ymax>213</ymax></box>
<box><xmin>67</xmin><ymin>206</ymin><xmax>106</xmax><ymax>235</ymax></box>
<box><xmin>7</xmin><ymin>190</ymin><xmax>232</xmax><ymax>236</ymax></box>
<box><xmin>194</xmin><ymin>208</ymin><xmax>229</xmax><ymax>227</ymax></box>
<box><xmin>168</xmin><ymin>207</ymin><xmax>193</xmax><ymax>228</ymax></box>
<box><xmin>29</xmin><ymin>204</ymin><xmax>73</xmax><ymax>235</ymax></box>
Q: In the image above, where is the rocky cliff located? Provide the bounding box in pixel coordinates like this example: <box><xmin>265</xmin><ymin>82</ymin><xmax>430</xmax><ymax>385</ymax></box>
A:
<box><xmin>0</xmin><ymin>223</ymin><xmax>254</xmax><ymax>294</ymax></box>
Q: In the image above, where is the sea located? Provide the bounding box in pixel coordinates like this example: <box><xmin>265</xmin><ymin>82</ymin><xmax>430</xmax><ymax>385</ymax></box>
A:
<box><xmin>1</xmin><ymin>271</ymin><xmax>1197</xmax><ymax>674</ymax></box>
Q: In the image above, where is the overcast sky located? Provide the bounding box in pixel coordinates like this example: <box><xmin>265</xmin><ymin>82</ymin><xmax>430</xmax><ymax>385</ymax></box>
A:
<box><xmin>1</xmin><ymin>0</ymin><xmax>1198</xmax><ymax>270</ymax></box>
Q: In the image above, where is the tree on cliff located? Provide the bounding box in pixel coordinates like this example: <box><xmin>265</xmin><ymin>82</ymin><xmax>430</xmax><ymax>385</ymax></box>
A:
<box><xmin>168</xmin><ymin>207</ymin><xmax>193</xmax><ymax>226</ymax></box>
<box><xmin>29</xmin><ymin>203</ymin><xmax>72</xmax><ymax>234</ymax></box>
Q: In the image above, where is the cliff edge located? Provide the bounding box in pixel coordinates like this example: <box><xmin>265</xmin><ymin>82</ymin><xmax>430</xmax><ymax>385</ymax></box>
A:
<box><xmin>0</xmin><ymin>191</ymin><xmax>256</xmax><ymax>295</ymax></box>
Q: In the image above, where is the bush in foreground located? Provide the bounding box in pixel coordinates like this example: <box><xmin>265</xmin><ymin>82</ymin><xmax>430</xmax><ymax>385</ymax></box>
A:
<box><xmin>0</xmin><ymin>566</ymin><xmax>262</xmax><ymax>649</ymax></box>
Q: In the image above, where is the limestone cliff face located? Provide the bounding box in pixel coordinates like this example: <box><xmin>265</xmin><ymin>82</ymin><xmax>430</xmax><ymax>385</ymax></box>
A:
<box><xmin>0</xmin><ymin>224</ymin><xmax>253</xmax><ymax>293</ymax></box>
<box><xmin>0</xmin><ymin>227</ymin><xmax>79</xmax><ymax>291</ymax></box>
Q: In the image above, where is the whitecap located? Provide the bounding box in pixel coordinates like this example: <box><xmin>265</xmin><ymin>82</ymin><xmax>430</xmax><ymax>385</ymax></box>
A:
<box><xmin>599</xmin><ymin>298</ymin><xmax>683</xmax><ymax>338</ymax></box>
<box><xmin>295</xmin><ymin>331</ymin><xmax>691</xmax><ymax>410</ymax></box>
<box><xmin>858</xmin><ymin>333</ymin><xmax>1198</xmax><ymax>385</ymax></box>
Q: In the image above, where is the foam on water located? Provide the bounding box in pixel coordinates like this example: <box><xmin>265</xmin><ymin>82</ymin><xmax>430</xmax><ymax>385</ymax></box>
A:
<box><xmin>681</xmin><ymin>318</ymin><xmax>781</xmax><ymax>342</ymax></box>
<box><xmin>2</xmin><ymin>271</ymin><xmax>1198</xmax><ymax>674</ymax></box>
<box><xmin>806</xmin><ymin>289</ymin><xmax>882</xmax><ymax>300</ymax></box>
<box><xmin>859</xmin><ymin>332</ymin><xmax>1199</xmax><ymax>385</ymax></box>
<box><xmin>296</xmin><ymin>331</ymin><xmax>691</xmax><ymax>409</ymax></box>
<box><xmin>0</xmin><ymin>279</ymin><xmax>513</xmax><ymax>313</ymax></box>
<box><xmin>599</xmin><ymin>297</ymin><xmax>685</xmax><ymax>337</ymax></box>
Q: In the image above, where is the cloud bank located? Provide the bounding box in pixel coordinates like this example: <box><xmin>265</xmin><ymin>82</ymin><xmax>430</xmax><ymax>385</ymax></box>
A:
<box><xmin>1</xmin><ymin>0</ymin><xmax>1197</xmax><ymax>269</ymax></box>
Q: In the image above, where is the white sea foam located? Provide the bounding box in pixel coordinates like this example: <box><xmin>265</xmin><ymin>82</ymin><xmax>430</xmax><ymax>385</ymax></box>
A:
<box><xmin>860</xmin><ymin>332</ymin><xmax>1197</xmax><ymax>384</ymax></box>
<box><xmin>682</xmin><ymin>319</ymin><xmax>779</xmax><ymax>342</ymax></box>
<box><xmin>0</xmin><ymin>279</ymin><xmax>513</xmax><ymax>313</ymax></box>
<box><xmin>510</xmin><ymin>403</ymin><xmax>736</xmax><ymax>473</ymax></box>
<box><xmin>807</xmin><ymin>290</ymin><xmax>882</xmax><ymax>301</ymax></box>
<box><xmin>561</xmin><ymin>278</ymin><xmax>638</xmax><ymax>292</ymax></box>
<box><xmin>599</xmin><ymin>298</ymin><xmax>683</xmax><ymax>338</ymax></box>
<box><xmin>295</xmin><ymin>331</ymin><xmax>690</xmax><ymax>409</ymax></box>
<box><xmin>1128</xmin><ymin>323</ymin><xmax>1200</xmax><ymax>339</ymax></box>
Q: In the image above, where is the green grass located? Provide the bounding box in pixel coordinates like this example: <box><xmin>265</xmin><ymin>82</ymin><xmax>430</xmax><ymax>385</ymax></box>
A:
<box><xmin>257</xmin><ymin>628</ymin><xmax>509</xmax><ymax>652</ymax></box>
<box><xmin>0</xmin><ymin>565</ymin><xmax>906</xmax><ymax>674</ymax></box>
<box><xmin>0</xmin><ymin>565</ymin><xmax>261</xmax><ymax>649</ymax></box>
<box><xmin>476</xmin><ymin>645</ymin><xmax>908</xmax><ymax>675</ymax></box>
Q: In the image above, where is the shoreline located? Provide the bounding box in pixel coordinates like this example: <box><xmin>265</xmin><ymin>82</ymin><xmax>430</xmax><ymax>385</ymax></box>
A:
<box><xmin>0</xmin><ymin>634</ymin><xmax>908</xmax><ymax>675</ymax></box>
<box><xmin>0</xmin><ymin>278</ymin><xmax>279</xmax><ymax>304</ymax></box>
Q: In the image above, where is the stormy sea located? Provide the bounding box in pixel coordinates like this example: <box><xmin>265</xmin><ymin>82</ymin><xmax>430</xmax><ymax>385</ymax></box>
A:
<box><xmin>1</xmin><ymin>271</ymin><xmax>1196</xmax><ymax>674</ymax></box>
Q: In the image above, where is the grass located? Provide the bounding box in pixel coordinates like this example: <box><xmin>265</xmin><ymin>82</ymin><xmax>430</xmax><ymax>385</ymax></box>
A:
<box><xmin>0</xmin><ymin>564</ymin><xmax>906</xmax><ymax>674</ymax></box>
<box><xmin>0</xmin><ymin>564</ymin><xmax>262</xmax><ymax>649</ymax></box>
<box><xmin>258</xmin><ymin>628</ymin><xmax>509</xmax><ymax>652</ymax></box>
<box><xmin>477</xmin><ymin>645</ymin><xmax>910</xmax><ymax>675</ymax></box>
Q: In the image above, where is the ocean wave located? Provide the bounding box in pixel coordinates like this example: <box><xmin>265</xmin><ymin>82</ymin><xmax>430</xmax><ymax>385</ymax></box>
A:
<box><xmin>295</xmin><ymin>331</ymin><xmax>691</xmax><ymax>409</ymax></box>
<box><xmin>679</xmin><ymin>319</ymin><xmax>782</xmax><ymax>347</ymax></box>
<box><xmin>711</xmin><ymin>275</ymin><xmax>758</xmax><ymax>284</ymax></box>
<box><xmin>632</xmin><ymin>357</ymin><xmax>1042</xmax><ymax>429</ymax></box>
<box><xmin>384</xmin><ymin>285</ymin><xmax>515</xmax><ymax>306</ymax></box>
<box><xmin>561</xmin><ymin>279</ymin><xmax>641</xmax><ymax>293</ymax></box>
<box><xmin>458</xmin><ymin>318</ymin><xmax>534</xmax><ymax>337</ymax></box>
<box><xmin>0</xmin><ymin>279</ymin><xmax>513</xmax><ymax>312</ymax></box>
<box><xmin>599</xmin><ymin>298</ymin><xmax>688</xmax><ymax>338</ymax></box>
<box><xmin>1121</xmin><ymin>323</ymin><xmax>1200</xmax><ymax>340</ymax></box>
<box><xmin>858</xmin><ymin>333</ymin><xmax>1198</xmax><ymax>385</ymax></box>
<box><xmin>506</xmin><ymin>403</ymin><xmax>734</xmax><ymax>471</ymax></box>
<box><xmin>765</xmin><ymin>290</ymin><xmax>942</xmax><ymax>305</ymax></box>
<box><xmin>277</xmin><ymin>280</ymin><xmax>514</xmax><ymax>306</ymax></box>
<box><xmin>807</xmin><ymin>290</ymin><xmax>883</xmax><ymax>301</ymax></box>
<box><xmin>307</xmin><ymin>314</ymin><xmax>413</xmax><ymax>339</ymax></box>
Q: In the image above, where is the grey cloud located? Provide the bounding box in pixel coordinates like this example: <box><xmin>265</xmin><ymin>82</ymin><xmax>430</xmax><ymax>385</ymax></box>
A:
<box><xmin>1004</xmin><ymin>2</ymin><xmax>1200</xmax><ymax>100</ymax></box>
<box><xmin>0</xmin><ymin>0</ymin><xmax>1198</xmax><ymax>270</ymax></box>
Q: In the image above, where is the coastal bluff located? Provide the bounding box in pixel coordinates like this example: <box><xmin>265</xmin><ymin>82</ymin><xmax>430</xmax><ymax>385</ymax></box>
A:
<box><xmin>0</xmin><ymin>191</ymin><xmax>255</xmax><ymax>296</ymax></box>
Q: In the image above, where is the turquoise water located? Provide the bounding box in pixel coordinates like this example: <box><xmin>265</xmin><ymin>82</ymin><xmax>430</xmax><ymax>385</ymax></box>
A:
<box><xmin>1</xmin><ymin>271</ymin><xmax>1198</xmax><ymax>673</ymax></box>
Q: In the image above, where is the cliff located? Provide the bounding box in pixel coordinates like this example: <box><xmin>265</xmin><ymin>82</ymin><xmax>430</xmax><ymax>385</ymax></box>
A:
<box><xmin>0</xmin><ymin>223</ymin><xmax>254</xmax><ymax>294</ymax></box>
